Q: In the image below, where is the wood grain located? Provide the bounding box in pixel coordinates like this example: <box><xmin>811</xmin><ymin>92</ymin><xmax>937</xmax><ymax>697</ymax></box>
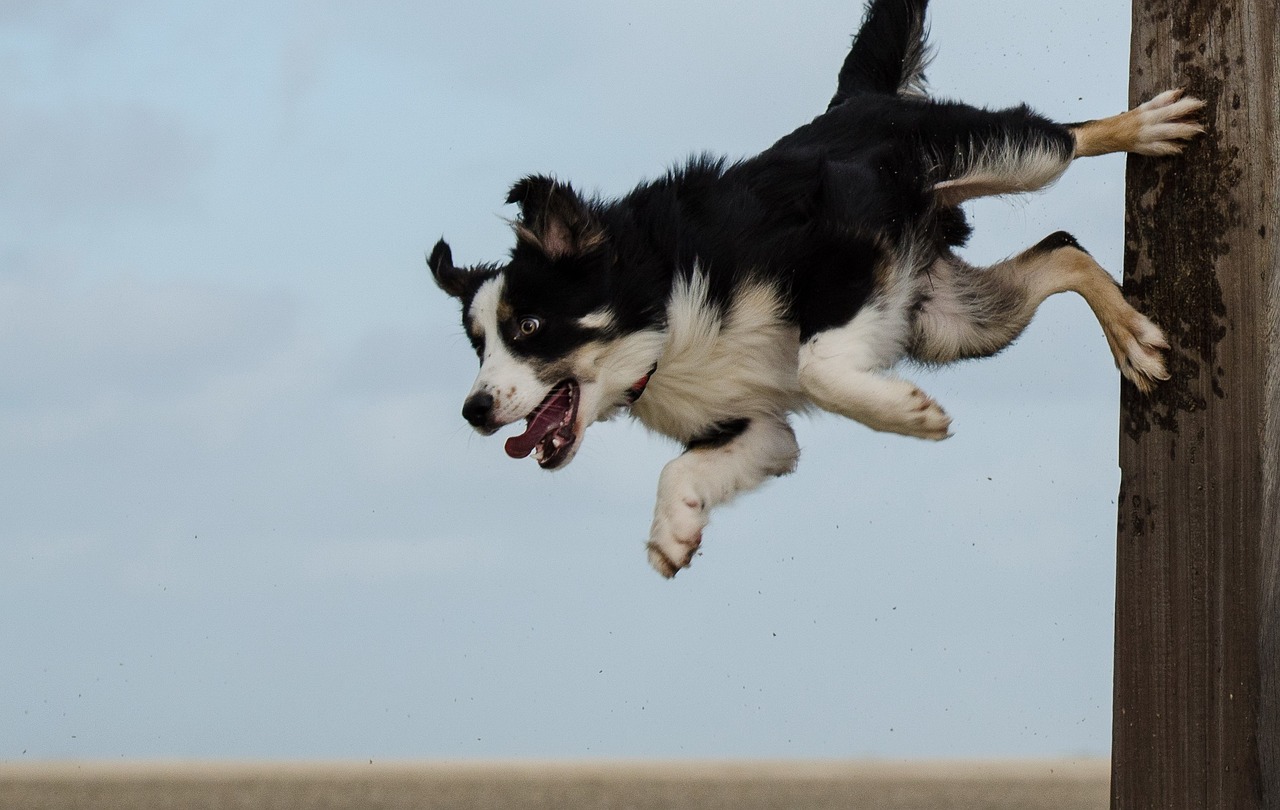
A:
<box><xmin>1113</xmin><ymin>0</ymin><xmax>1278</xmax><ymax>806</ymax></box>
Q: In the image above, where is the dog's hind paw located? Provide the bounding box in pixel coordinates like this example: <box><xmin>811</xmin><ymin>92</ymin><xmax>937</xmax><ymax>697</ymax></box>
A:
<box><xmin>1107</xmin><ymin>309</ymin><xmax>1171</xmax><ymax>393</ymax></box>
<box><xmin>1130</xmin><ymin>88</ymin><xmax>1206</xmax><ymax>156</ymax></box>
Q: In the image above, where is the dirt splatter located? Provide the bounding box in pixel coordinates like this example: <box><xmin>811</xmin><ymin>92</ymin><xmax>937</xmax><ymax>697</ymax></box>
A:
<box><xmin>1121</xmin><ymin>63</ymin><xmax>1241</xmax><ymax>441</ymax></box>
<box><xmin>1118</xmin><ymin>483</ymin><xmax>1158</xmax><ymax>540</ymax></box>
<box><xmin>1143</xmin><ymin>0</ymin><xmax>1236</xmax><ymax>50</ymax></box>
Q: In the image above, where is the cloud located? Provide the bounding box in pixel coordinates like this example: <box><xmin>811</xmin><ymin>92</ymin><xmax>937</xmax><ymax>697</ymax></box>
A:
<box><xmin>0</xmin><ymin>258</ymin><xmax>295</xmax><ymax>415</ymax></box>
<box><xmin>0</xmin><ymin>1</ymin><xmax>129</xmax><ymax>44</ymax></box>
<box><xmin>0</xmin><ymin>265</ymin><xmax>302</xmax><ymax>560</ymax></box>
<box><xmin>0</xmin><ymin>2</ymin><xmax>205</xmax><ymax>224</ymax></box>
<box><xmin>0</xmin><ymin>102</ymin><xmax>205</xmax><ymax>224</ymax></box>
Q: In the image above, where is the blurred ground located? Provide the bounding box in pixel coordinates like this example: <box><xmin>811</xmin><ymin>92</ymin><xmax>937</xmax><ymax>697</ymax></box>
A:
<box><xmin>0</xmin><ymin>759</ymin><xmax>1108</xmax><ymax>809</ymax></box>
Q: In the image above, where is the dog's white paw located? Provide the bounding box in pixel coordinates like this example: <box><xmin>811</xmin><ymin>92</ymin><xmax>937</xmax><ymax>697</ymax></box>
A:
<box><xmin>902</xmin><ymin>387</ymin><xmax>954</xmax><ymax>440</ymax></box>
<box><xmin>852</xmin><ymin>379</ymin><xmax>954</xmax><ymax>441</ymax></box>
<box><xmin>646</xmin><ymin>489</ymin><xmax>707</xmax><ymax>578</ymax></box>
<box><xmin>1130</xmin><ymin>88</ymin><xmax>1206</xmax><ymax>156</ymax></box>
<box><xmin>1106</xmin><ymin>309</ymin><xmax>1172</xmax><ymax>393</ymax></box>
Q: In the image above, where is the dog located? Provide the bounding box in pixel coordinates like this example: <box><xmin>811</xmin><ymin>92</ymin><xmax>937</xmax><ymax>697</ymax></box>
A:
<box><xmin>429</xmin><ymin>0</ymin><xmax>1203</xmax><ymax>577</ymax></box>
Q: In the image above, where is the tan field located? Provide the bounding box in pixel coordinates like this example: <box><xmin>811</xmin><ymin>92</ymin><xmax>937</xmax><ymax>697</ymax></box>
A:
<box><xmin>0</xmin><ymin>759</ymin><xmax>1108</xmax><ymax>809</ymax></box>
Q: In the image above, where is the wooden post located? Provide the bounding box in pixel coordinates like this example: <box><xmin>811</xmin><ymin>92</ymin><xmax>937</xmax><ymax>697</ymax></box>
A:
<box><xmin>1113</xmin><ymin>0</ymin><xmax>1278</xmax><ymax>807</ymax></box>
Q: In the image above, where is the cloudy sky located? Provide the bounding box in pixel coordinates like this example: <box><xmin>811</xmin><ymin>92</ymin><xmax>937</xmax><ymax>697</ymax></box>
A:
<box><xmin>2</xmin><ymin>0</ymin><xmax>1136</xmax><ymax>760</ymax></box>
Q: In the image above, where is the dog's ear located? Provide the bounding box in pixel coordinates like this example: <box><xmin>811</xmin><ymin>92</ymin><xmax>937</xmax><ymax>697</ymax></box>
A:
<box><xmin>506</xmin><ymin>174</ymin><xmax>605</xmax><ymax>260</ymax></box>
<box><xmin>427</xmin><ymin>239</ymin><xmax>476</xmax><ymax>299</ymax></box>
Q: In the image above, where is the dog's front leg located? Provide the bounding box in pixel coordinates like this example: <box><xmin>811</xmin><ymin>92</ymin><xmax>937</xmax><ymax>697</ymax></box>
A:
<box><xmin>646</xmin><ymin>415</ymin><xmax>799</xmax><ymax>578</ymax></box>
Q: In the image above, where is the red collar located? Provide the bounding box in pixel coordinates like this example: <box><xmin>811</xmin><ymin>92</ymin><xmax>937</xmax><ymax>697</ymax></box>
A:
<box><xmin>626</xmin><ymin>364</ymin><xmax>657</xmax><ymax>405</ymax></box>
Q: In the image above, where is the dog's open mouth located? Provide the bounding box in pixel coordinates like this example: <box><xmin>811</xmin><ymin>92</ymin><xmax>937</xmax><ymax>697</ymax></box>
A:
<box><xmin>503</xmin><ymin>380</ymin><xmax>580</xmax><ymax>469</ymax></box>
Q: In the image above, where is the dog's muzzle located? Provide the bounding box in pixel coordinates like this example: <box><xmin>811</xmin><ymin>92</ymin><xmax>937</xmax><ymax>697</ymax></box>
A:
<box><xmin>462</xmin><ymin>391</ymin><xmax>497</xmax><ymax>432</ymax></box>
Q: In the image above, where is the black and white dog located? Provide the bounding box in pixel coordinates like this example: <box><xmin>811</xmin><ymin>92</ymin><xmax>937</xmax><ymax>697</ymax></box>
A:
<box><xmin>429</xmin><ymin>0</ymin><xmax>1202</xmax><ymax>577</ymax></box>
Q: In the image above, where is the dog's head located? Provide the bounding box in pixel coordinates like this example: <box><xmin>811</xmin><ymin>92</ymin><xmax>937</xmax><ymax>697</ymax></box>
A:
<box><xmin>431</xmin><ymin>175</ymin><xmax>663</xmax><ymax>470</ymax></box>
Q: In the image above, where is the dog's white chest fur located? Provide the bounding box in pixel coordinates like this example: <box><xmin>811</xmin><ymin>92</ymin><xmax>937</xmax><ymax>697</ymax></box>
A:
<box><xmin>632</xmin><ymin>273</ymin><xmax>804</xmax><ymax>443</ymax></box>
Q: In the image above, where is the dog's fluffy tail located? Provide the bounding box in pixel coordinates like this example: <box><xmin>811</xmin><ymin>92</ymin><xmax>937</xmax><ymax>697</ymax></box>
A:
<box><xmin>829</xmin><ymin>0</ymin><xmax>932</xmax><ymax>108</ymax></box>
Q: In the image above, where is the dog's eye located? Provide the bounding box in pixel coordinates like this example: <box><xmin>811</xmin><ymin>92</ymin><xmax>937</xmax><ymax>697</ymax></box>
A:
<box><xmin>517</xmin><ymin>316</ymin><xmax>542</xmax><ymax>338</ymax></box>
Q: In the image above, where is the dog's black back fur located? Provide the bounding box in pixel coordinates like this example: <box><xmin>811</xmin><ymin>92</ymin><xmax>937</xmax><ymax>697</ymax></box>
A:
<box><xmin>474</xmin><ymin>0</ymin><xmax>1071</xmax><ymax>348</ymax></box>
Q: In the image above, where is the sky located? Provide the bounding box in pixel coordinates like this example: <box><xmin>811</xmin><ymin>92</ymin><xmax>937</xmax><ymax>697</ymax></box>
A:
<box><xmin>2</xmin><ymin>0</ymin><xmax>1136</xmax><ymax>761</ymax></box>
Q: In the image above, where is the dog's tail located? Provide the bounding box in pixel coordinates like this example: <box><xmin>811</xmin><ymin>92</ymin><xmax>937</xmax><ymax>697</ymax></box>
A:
<box><xmin>828</xmin><ymin>0</ymin><xmax>932</xmax><ymax>108</ymax></box>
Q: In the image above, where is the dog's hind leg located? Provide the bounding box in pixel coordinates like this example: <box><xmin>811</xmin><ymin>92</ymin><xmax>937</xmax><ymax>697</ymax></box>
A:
<box><xmin>927</xmin><ymin>105</ymin><xmax>1078</xmax><ymax>207</ymax></box>
<box><xmin>1071</xmin><ymin>89</ymin><xmax>1205</xmax><ymax>158</ymax></box>
<box><xmin>931</xmin><ymin>91</ymin><xmax>1204</xmax><ymax>206</ymax></box>
<box><xmin>646</xmin><ymin>415</ymin><xmax>799</xmax><ymax>578</ymax></box>
<box><xmin>908</xmin><ymin>233</ymin><xmax>1170</xmax><ymax>391</ymax></box>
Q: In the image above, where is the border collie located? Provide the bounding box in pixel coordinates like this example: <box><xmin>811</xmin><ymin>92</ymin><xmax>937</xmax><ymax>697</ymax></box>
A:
<box><xmin>429</xmin><ymin>0</ymin><xmax>1203</xmax><ymax>577</ymax></box>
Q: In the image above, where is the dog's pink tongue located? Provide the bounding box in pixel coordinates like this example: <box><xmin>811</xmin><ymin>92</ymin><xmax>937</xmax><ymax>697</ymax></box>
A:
<box><xmin>504</xmin><ymin>393</ymin><xmax>568</xmax><ymax>459</ymax></box>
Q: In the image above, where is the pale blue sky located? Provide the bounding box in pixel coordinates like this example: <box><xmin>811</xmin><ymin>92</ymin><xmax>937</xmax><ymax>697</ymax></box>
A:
<box><xmin>2</xmin><ymin>0</ymin><xmax>1134</xmax><ymax>759</ymax></box>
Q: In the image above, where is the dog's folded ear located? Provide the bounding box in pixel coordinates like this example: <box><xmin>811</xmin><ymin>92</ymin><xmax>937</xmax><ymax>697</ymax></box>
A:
<box><xmin>428</xmin><ymin>239</ymin><xmax>475</xmax><ymax>298</ymax></box>
<box><xmin>506</xmin><ymin>174</ymin><xmax>606</xmax><ymax>260</ymax></box>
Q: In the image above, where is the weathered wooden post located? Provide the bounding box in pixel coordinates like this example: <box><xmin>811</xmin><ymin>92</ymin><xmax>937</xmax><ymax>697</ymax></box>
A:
<box><xmin>1112</xmin><ymin>0</ymin><xmax>1278</xmax><ymax>806</ymax></box>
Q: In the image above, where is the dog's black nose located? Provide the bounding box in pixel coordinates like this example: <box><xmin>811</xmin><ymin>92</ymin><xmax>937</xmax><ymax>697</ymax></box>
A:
<box><xmin>462</xmin><ymin>392</ymin><xmax>494</xmax><ymax>428</ymax></box>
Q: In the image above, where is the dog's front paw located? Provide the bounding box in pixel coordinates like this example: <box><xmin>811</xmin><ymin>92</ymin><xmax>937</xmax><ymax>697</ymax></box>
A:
<box><xmin>646</xmin><ymin>490</ymin><xmax>707</xmax><ymax>578</ymax></box>
<box><xmin>1131</xmin><ymin>88</ymin><xmax>1206</xmax><ymax>156</ymax></box>
<box><xmin>852</xmin><ymin>379</ymin><xmax>954</xmax><ymax>441</ymax></box>
<box><xmin>902</xmin><ymin>387</ymin><xmax>954</xmax><ymax>440</ymax></box>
